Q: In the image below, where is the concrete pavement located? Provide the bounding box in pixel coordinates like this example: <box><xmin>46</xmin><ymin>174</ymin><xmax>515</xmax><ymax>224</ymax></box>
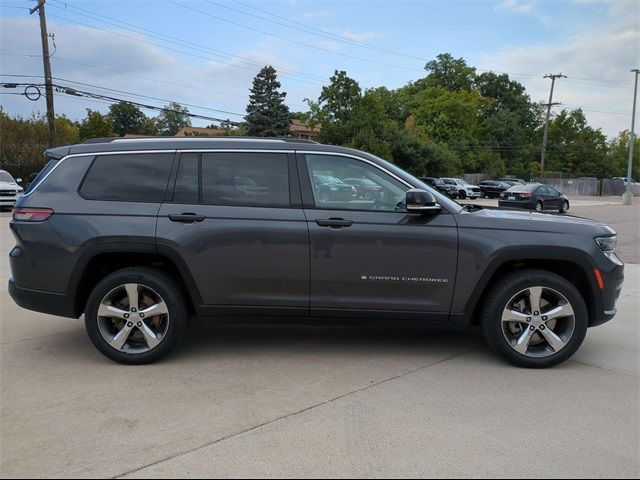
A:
<box><xmin>0</xmin><ymin>207</ymin><xmax>638</xmax><ymax>478</ymax></box>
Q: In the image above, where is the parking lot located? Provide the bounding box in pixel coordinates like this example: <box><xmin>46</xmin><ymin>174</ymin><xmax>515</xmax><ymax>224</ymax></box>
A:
<box><xmin>1</xmin><ymin>199</ymin><xmax>639</xmax><ymax>478</ymax></box>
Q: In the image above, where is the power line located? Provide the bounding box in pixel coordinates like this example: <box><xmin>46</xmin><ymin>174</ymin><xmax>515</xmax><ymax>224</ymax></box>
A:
<box><xmin>165</xmin><ymin>0</ymin><xmax>426</xmax><ymax>74</ymax></box>
<box><xmin>46</xmin><ymin>1</ymin><xmax>326</xmax><ymax>85</ymax></box>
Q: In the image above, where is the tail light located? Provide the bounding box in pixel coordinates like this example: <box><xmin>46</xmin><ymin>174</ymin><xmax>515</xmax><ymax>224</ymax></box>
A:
<box><xmin>12</xmin><ymin>207</ymin><xmax>54</xmax><ymax>222</ymax></box>
<box><xmin>519</xmin><ymin>193</ymin><xmax>532</xmax><ymax>199</ymax></box>
<box><xmin>499</xmin><ymin>192</ymin><xmax>506</xmax><ymax>198</ymax></box>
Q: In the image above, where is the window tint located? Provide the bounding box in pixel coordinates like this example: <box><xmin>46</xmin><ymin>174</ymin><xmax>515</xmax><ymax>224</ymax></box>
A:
<box><xmin>173</xmin><ymin>153</ymin><xmax>199</xmax><ymax>204</ymax></box>
<box><xmin>305</xmin><ymin>154</ymin><xmax>409</xmax><ymax>212</ymax></box>
<box><xmin>80</xmin><ymin>153</ymin><xmax>173</xmax><ymax>202</ymax></box>
<box><xmin>201</xmin><ymin>152</ymin><xmax>289</xmax><ymax>207</ymax></box>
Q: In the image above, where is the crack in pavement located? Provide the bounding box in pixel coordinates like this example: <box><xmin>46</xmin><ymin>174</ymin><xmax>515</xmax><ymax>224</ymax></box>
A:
<box><xmin>114</xmin><ymin>348</ymin><xmax>478</xmax><ymax>479</ymax></box>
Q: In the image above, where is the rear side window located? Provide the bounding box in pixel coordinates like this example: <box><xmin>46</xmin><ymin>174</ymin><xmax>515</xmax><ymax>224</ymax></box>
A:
<box><xmin>80</xmin><ymin>153</ymin><xmax>173</xmax><ymax>202</ymax></box>
<box><xmin>173</xmin><ymin>153</ymin><xmax>199</xmax><ymax>204</ymax></box>
<box><xmin>201</xmin><ymin>152</ymin><xmax>289</xmax><ymax>207</ymax></box>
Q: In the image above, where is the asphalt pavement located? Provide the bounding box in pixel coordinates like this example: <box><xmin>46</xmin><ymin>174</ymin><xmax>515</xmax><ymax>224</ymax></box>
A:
<box><xmin>0</xmin><ymin>200</ymin><xmax>638</xmax><ymax>478</ymax></box>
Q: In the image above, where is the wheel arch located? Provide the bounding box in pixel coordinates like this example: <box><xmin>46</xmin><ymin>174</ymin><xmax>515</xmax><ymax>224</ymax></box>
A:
<box><xmin>70</xmin><ymin>243</ymin><xmax>202</xmax><ymax>317</ymax></box>
<box><xmin>463</xmin><ymin>249</ymin><xmax>600</xmax><ymax>327</ymax></box>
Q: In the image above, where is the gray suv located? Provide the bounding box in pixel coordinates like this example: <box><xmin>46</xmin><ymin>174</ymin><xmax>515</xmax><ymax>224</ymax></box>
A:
<box><xmin>8</xmin><ymin>138</ymin><xmax>624</xmax><ymax>367</ymax></box>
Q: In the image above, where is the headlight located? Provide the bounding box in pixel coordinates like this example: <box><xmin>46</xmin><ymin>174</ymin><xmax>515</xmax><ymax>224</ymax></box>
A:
<box><xmin>595</xmin><ymin>235</ymin><xmax>616</xmax><ymax>252</ymax></box>
<box><xmin>595</xmin><ymin>235</ymin><xmax>622</xmax><ymax>265</ymax></box>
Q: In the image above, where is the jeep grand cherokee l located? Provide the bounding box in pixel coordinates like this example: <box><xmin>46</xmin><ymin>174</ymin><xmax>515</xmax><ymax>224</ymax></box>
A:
<box><xmin>8</xmin><ymin>138</ymin><xmax>624</xmax><ymax>367</ymax></box>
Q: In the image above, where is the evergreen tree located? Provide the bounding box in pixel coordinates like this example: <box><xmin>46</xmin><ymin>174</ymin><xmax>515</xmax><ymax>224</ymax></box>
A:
<box><xmin>245</xmin><ymin>66</ymin><xmax>292</xmax><ymax>137</ymax></box>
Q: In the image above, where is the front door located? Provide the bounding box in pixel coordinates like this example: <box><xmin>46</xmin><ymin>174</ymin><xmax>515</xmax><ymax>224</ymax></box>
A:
<box><xmin>157</xmin><ymin>150</ymin><xmax>309</xmax><ymax>315</ymax></box>
<box><xmin>299</xmin><ymin>153</ymin><xmax>458</xmax><ymax>320</ymax></box>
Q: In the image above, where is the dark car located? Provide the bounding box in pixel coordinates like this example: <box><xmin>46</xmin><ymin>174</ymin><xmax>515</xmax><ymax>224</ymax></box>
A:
<box><xmin>499</xmin><ymin>183</ymin><xmax>570</xmax><ymax>213</ymax></box>
<box><xmin>342</xmin><ymin>177</ymin><xmax>382</xmax><ymax>200</ymax></box>
<box><xmin>498</xmin><ymin>178</ymin><xmax>526</xmax><ymax>186</ymax></box>
<box><xmin>478</xmin><ymin>180</ymin><xmax>510</xmax><ymax>199</ymax></box>
<box><xmin>419</xmin><ymin>177</ymin><xmax>459</xmax><ymax>199</ymax></box>
<box><xmin>8</xmin><ymin>138</ymin><xmax>623</xmax><ymax>368</ymax></box>
<box><xmin>312</xmin><ymin>174</ymin><xmax>357</xmax><ymax>202</ymax></box>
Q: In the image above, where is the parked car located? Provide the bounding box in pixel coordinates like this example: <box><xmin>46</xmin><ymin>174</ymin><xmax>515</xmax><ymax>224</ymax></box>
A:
<box><xmin>342</xmin><ymin>177</ymin><xmax>382</xmax><ymax>200</ymax></box>
<box><xmin>612</xmin><ymin>177</ymin><xmax>637</xmax><ymax>185</ymax></box>
<box><xmin>9</xmin><ymin>137</ymin><xmax>623</xmax><ymax>368</ymax></box>
<box><xmin>0</xmin><ymin>170</ymin><xmax>24</xmax><ymax>211</ymax></box>
<box><xmin>499</xmin><ymin>183</ymin><xmax>570</xmax><ymax>213</ymax></box>
<box><xmin>440</xmin><ymin>178</ymin><xmax>481</xmax><ymax>199</ymax></box>
<box><xmin>478</xmin><ymin>180</ymin><xmax>510</xmax><ymax>199</ymax></box>
<box><xmin>312</xmin><ymin>174</ymin><xmax>357</xmax><ymax>202</ymax></box>
<box><xmin>419</xmin><ymin>177</ymin><xmax>459</xmax><ymax>199</ymax></box>
<box><xmin>498</xmin><ymin>178</ymin><xmax>526</xmax><ymax>186</ymax></box>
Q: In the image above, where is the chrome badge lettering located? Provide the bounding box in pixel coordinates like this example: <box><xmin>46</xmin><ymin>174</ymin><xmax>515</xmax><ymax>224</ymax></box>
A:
<box><xmin>361</xmin><ymin>275</ymin><xmax>449</xmax><ymax>283</ymax></box>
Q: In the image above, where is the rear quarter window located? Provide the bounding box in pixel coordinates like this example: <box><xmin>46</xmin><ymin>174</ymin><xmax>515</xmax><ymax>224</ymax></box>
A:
<box><xmin>80</xmin><ymin>153</ymin><xmax>174</xmax><ymax>202</ymax></box>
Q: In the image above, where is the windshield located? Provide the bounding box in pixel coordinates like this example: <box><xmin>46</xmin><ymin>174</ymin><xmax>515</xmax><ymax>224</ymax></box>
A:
<box><xmin>0</xmin><ymin>171</ymin><xmax>15</xmax><ymax>183</ymax></box>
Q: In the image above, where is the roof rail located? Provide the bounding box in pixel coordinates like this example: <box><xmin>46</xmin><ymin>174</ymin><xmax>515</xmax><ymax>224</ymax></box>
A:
<box><xmin>84</xmin><ymin>136</ymin><xmax>320</xmax><ymax>144</ymax></box>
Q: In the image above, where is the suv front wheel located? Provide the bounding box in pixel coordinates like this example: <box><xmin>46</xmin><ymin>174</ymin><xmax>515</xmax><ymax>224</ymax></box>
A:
<box><xmin>480</xmin><ymin>269</ymin><xmax>588</xmax><ymax>368</ymax></box>
<box><xmin>85</xmin><ymin>267</ymin><xmax>188</xmax><ymax>364</ymax></box>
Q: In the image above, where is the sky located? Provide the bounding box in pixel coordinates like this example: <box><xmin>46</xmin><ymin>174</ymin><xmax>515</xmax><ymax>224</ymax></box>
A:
<box><xmin>0</xmin><ymin>0</ymin><xmax>638</xmax><ymax>137</ymax></box>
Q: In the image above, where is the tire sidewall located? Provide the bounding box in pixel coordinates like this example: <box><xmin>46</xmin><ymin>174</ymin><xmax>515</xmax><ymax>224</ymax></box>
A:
<box><xmin>482</xmin><ymin>270</ymin><xmax>588</xmax><ymax>368</ymax></box>
<box><xmin>85</xmin><ymin>268</ymin><xmax>187</xmax><ymax>364</ymax></box>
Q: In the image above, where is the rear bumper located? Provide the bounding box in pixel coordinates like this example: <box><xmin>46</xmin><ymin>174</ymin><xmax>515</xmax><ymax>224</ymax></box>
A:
<box><xmin>498</xmin><ymin>200</ymin><xmax>534</xmax><ymax>209</ymax></box>
<box><xmin>8</xmin><ymin>278</ymin><xmax>78</xmax><ymax>318</ymax></box>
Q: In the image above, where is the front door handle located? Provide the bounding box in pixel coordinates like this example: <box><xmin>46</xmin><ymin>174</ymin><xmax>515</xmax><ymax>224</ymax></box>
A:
<box><xmin>315</xmin><ymin>218</ymin><xmax>353</xmax><ymax>228</ymax></box>
<box><xmin>169</xmin><ymin>213</ymin><xmax>206</xmax><ymax>223</ymax></box>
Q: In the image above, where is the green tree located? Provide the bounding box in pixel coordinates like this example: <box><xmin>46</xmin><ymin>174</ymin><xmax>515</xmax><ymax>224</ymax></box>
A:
<box><xmin>157</xmin><ymin>102</ymin><xmax>191</xmax><ymax>136</ymax></box>
<box><xmin>423</xmin><ymin>53</ymin><xmax>476</xmax><ymax>92</ymax></box>
<box><xmin>78</xmin><ymin>109</ymin><xmax>114</xmax><ymax>140</ymax></box>
<box><xmin>543</xmin><ymin>109</ymin><xmax>608</xmax><ymax>177</ymax></box>
<box><xmin>607</xmin><ymin>130</ymin><xmax>639</xmax><ymax>179</ymax></box>
<box><xmin>109</xmin><ymin>102</ymin><xmax>147</xmax><ymax>136</ymax></box>
<box><xmin>0</xmin><ymin>109</ymin><xmax>79</xmax><ymax>179</ymax></box>
<box><xmin>245</xmin><ymin>66</ymin><xmax>292</xmax><ymax>137</ymax></box>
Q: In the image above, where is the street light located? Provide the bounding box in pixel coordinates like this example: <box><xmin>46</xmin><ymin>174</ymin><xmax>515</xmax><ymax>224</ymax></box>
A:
<box><xmin>622</xmin><ymin>69</ymin><xmax>639</xmax><ymax>205</ymax></box>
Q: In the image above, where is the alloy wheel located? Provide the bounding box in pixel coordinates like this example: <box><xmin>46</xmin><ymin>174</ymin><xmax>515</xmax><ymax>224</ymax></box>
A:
<box><xmin>97</xmin><ymin>283</ymin><xmax>170</xmax><ymax>354</ymax></box>
<box><xmin>501</xmin><ymin>286</ymin><xmax>576</xmax><ymax>358</ymax></box>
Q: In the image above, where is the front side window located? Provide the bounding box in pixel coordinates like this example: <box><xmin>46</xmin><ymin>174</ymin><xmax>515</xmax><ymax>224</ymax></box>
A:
<box><xmin>305</xmin><ymin>154</ymin><xmax>409</xmax><ymax>212</ymax></box>
<box><xmin>201</xmin><ymin>152</ymin><xmax>289</xmax><ymax>207</ymax></box>
<box><xmin>173</xmin><ymin>153</ymin><xmax>199</xmax><ymax>204</ymax></box>
<box><xmin>80</xmin><ymin>153</ymin><xmax>173</xmax><ymax>202</ymax></box>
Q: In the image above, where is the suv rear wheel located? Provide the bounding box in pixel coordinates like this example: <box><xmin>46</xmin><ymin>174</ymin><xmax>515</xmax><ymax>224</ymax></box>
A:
<box><xmin>85</xmin><ymin>267</ymin><xmax>187</xmax><ymax>364</ymax></box>
<box><xmin>480</xmin><ymin>269</ymin><xmax>588</xmax><ymax>368</ymax></box>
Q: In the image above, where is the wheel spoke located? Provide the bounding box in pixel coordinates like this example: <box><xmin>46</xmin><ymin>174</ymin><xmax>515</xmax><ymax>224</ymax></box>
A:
<box><xmin>539</xmin><ymin>327</ymin><xmax>567</xmax><ymax>352</ymax></box>
<box><xmin>140</xmin><ymin>300</ymin><xmax>168</xmax><ymax>318</ymax></box>
<box><xmin>528</xmin><ymin>287</ymin><xmax>543</xmax><ymax>314</ymax></box>
<box><xmin>514</xmin><ymin>327</ymin><xmax>535</xmax><ymax>355</ymax></box>
<box><xmin>544</xmin><ymin>302</ymin><xmax>574</xmax><ymax>322</ymax></box>
<box><xmin>502</xmin><ymin>308</ymin><xmax>529</xmax><ymax>324</ymax></box>
<box><xmin>97</xmin><ymin>303</ymin><xmax>128</xmax><ymax>319</ymax></box>
<box><xmin>137</xmin><ymin>321</ymin><xmax>160</xmax><ymax>349</ymax></box>
<box><xmin>109</xmin><ymin>323</ymin><xmax>134</xmax><ymax>350</ymax></box>
<box><xmin>124</xmin><ymin>284</ymin><xmax>139</xmax><ymax>311</ymax></box>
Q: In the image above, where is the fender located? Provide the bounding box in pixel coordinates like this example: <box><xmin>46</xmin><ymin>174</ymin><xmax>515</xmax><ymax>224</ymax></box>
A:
<box><xmin>455</xmin><ymin>245</ymin><xmax>601</xmax><ymax>326</ymax></box>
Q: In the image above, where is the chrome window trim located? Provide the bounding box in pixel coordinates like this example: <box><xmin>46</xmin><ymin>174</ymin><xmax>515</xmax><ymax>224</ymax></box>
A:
<box><xmin>297</xmin><ymin>150</ymin><xmax>414</xmax><ymax>189</ymax></box>
<box><xmin>23</xmin><ymin>149</ymin><xmax>300</xmax><ymax>197</ymax></box>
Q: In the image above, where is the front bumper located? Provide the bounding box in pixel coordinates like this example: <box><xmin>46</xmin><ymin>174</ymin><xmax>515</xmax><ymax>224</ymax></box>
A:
<box><xmin>591</xmin><ymin>262</ymin><xmax>624</xmax><ymax>327</ymax></box>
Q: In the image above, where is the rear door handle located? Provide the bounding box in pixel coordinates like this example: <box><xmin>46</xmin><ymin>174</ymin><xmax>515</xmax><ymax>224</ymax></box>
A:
<box><xmin>315</xmin><ymin>218</ymin><xmax>353</xmax><ymax>228</ymax></box>
<box><xmin>169</xmin><ymin>213</ymin><xmax>206</xmax><ymax>223</ymax></box>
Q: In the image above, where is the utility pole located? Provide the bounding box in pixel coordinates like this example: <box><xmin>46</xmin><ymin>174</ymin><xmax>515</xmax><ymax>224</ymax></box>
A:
<box><xmin>540</xmin><ymin>74</ymin><xmax>566</xmax><ymax>177</ymax></box>
<box><xmin>30</xmin><ymin>0</ymin><xmax>55</xmax><ymax>147</ymax></box>
<box><xmin>622</xmin><ymin>69</ymin><xmax>639</xmax><ymax>205</ymax></box>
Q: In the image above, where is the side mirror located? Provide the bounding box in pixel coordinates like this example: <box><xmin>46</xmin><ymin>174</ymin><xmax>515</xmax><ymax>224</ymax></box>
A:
<box><xmin>406</xmin><ymin>188</ymin><xmax>441</xmax><ymax>213</ymax></box>
<box><xmin>16</xmin><ymin>178</ymin><xmax>23</xmax><ymax>185</ymax></box>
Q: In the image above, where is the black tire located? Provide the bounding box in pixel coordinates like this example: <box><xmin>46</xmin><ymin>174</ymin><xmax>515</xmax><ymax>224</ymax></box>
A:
<box><xmin>560</xmin><ymin>200</ymin><xmax>569</xmax><ymax>213</ymax></box>
<box><xmin>459</xmin><ymin>190</ymin><xmax>467</xmax><ymax>200</ymax></box>
<box><xmin>85</xmin><ymin>267</ymin><xmax>188</xmax><ymax>364</ymax></box>
<box><xmin>480</xmin><ymin>269</ymin><xmax>588</xmax><ymax>368</ymax></box>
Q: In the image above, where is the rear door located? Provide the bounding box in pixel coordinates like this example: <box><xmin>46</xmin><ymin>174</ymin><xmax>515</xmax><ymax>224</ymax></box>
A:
<box><xmin>156</xmin><ymin>150</ymin><xmax>309</xmax><ymax>315</ymax></box>
<box><xmin>299</xmin><ymin>152</ymin><xmax>458</xmax><ymax>320</ymax></box>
